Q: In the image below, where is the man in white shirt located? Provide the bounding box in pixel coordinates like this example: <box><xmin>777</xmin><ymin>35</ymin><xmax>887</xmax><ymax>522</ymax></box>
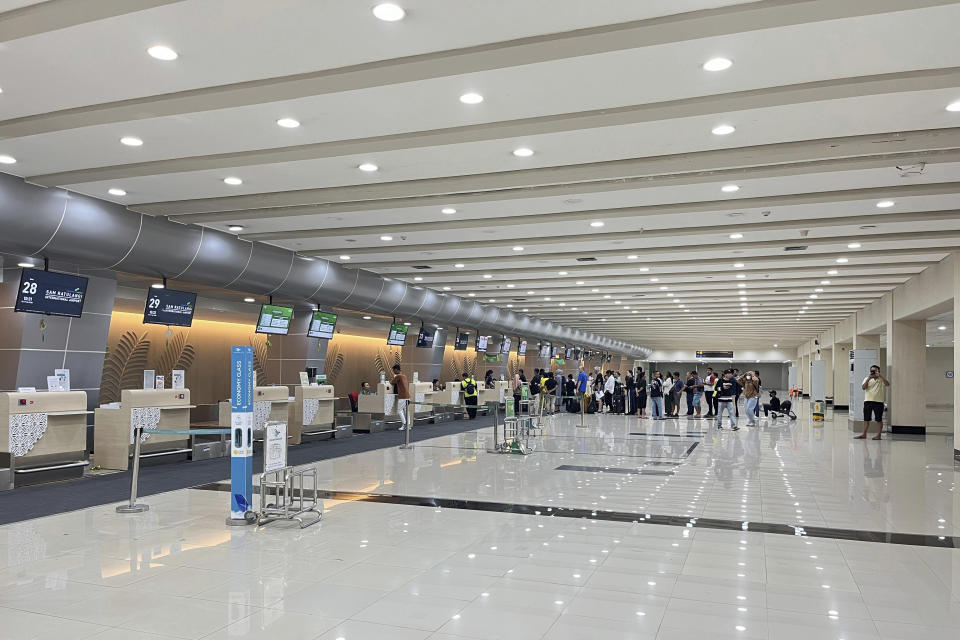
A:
<box><xmin>855</xmin><ymin>365</ymin><xmax>889</xmax><ymax>440</ymax></box>
<box><xmin>663</xmin><ymin>374</ymin><xmax>674</xmax><ymax>416</ymax></box>
<box><xmin>702</xmin><ymin>367</ymin><xmax>717</xmax><ymax>417</ymax></box>
<box><xmin>603</xmin><ymin>371</ymin><xmax>616</xmax><ymax>413</ymax></box>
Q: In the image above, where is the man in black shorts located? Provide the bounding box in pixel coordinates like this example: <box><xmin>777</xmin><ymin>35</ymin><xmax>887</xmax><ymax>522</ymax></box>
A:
<box><xmin>855</xmin><ymin>365</ymin><xmax>889</xmax><ymax>440</ymax></box>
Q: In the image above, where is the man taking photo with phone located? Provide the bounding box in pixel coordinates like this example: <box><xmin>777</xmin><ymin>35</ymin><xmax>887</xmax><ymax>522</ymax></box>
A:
<box><xmin>855</xmin><ymin>365</ymin><xmax>889</xmax><ymax>440</ymax></box>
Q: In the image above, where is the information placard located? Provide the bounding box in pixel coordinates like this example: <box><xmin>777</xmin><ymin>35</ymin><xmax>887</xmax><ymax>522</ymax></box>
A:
<box><xmin>143</xmin><ymin>288</ymin><xmax>197</xmax><ymax>327</ymax></box>
<box><xmin>263</xmin><ymin>421</ymin><xmax>288</xmax><ymax>473</ymax></box>
<box><xmin>256</xmin><ymin>304</ymin><xmax>294</xmax><ymax>335</ymax></box>
<box><xmin>15</xmin><ymin>269</ymin><xmax>88</xmax><ymax>318</ymax></box>
<box><xmin>387</xmin><ymin>323</ymin><xmax>409</xmax><ymax>346</ymax></box>
<box><xmin>454</xmin><ymin>332</ymin><xmax>470</xmax><ymax>350</ymax></box>
<box><xmin>307</xmin><ymin>311</ymin><xmax>337</xmax><ymax>339</ymax></box>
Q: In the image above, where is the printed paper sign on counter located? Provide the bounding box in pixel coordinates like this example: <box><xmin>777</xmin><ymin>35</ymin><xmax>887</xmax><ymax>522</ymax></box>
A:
<box><xmin>172</xmin><ymin>370</ymin><xmax>185</xmax><ymax>390</ymax></box>
<box><xmin>155</xmin><ymin>375</ymin><xmax>165</xmax><ymax>390</ymax></box>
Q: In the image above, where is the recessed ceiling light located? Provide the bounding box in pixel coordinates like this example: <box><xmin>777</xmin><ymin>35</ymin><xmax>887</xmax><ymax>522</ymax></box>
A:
<box><xmin>827</xmin><ymin>269</ymin><xmax>839</xmax><ymax>275</ymax></box>
<box><xmin>712</xmin><ymin>124</ymin><xmax>736</xmax><ymax>136</ymax></box>
<box><xmin>847</xmin><ymin>242</ymin><xmax>861</xmax><ymax>249</ymax></box>
<box><xmin>592</xmin><ymin>288</ymin><xmax>600</xmax><ymax>292</ymax></box>
<box><xmin>627</xmin><ymin>255</ymin><xmax>638</xmax><ymax>260</ymax></box>
<box><xmin>576</xmin><ymin>281</ymin><xmax>585</xmax><ymax>285</ymax></box>
<box><xmin>739</xmin><ymin>296</ymin><xmax>748</xmax><ymax>301</ymax></box>
<box><xmin>836</xmin><ymin>257</ymin><xmax>848</xmax><ymax>263</ymax></box>
<box><xmin>363</xmin><ymin>315</ymin><xmax>373</xmax><ymax>320</ymax></box>
<box><xmin>227</xmin><ymin>225</ymin><xmax>244</xmax><ymax>232</ymax></box>
<box><xmin>590</xmin><ymin>221</ymin><xmax>605</xmax><ymax>228</ymax></box>
<box><xmin>442</xmin><ymin>207</ymin><xmax>457</xmax><ymax>215</ymax></box>
<box><xmin>810</xmin><ymin>294</ymin><xmax>818</xmax><ymax>299</ymax></box>
<box><xmin>926</xmin><ymin>343</ymin><xmax>931</xmax><ymax>347</ymax></box>
<box><xmin>372</xmin><ymin>3</ymin><xmax>405</xmax><ymax>21</ymax></box>
<box><xmin>631</xmin><ymin>310</ymin><xmax>638</xmax><ymax>314</ymax></box>
<box><xmin>468</xmin><ymin>293</ymin><xmax>475</xmax><ymax>297</ymax></box>
<box><xmin>339</xmin><ymin>255</ymin><xmax>351</xmax><ymax>260</ymax></box>
<box><xmin>721</xmin><ymin>184</ymin><xmax>740</xmax><ymax>193</ymax></box>
<box><xmin>544</xmin><ymin>297</ymin><xmax>551</xmax><ymax>301</ymax></box>
<box><xmin>572</xmin><ymin>307</ymin><xmax>578</xmax><ymax>310</ymax></box>
<box><xmin>108</xmin><ymin>187</ymin><xmax>127</xmax><ymax>196</ymax></box>
<box><xmin>946</xmin><ymin>101</ymin><xmax>960</xmax><ymax>112</ymax></box>
<box><xmin>603</xmin><ymin>294</ymin><xmax>611</xmax><ymax>298</ymax></box>
<box><xmin>729</xmin><ymin>233</ymin><xmax>744</xmax><ymax>239</ymax></box>
<box><xmin>527</xmin><ymin>290</ymin><xmax>535</xmax><ymax>295</ymax></box>
<box><xmin>737</xmin><ymin>283</ymin><xmax>746</xmax><ymax>288</ymax></box>
<box><xmin>120</xmin><ymin>136</ymin><xmax>143</xmax><ymax>147</ymax></box>
<box><xmin>638</xmin><ymin>267</ymin><xmax>650</xmax><ymax>272</ymax></box>
<box><xmin>358</xmin><ymin>162</ymin><xmax>379</xmax><ymax>172</ymax></box>
<box><xmin>459</xmin><ymin>92</ymin><xmax>483</xmax><ymax>104</ymax></box>
<box><xmin>223</xmin><ymin>177</ymin><xmax>243</xmax><ymax>186</ymax></box>
<box><xmin>805</xmin><ymin>301</ymin><xmax>813</xmax><ymax>305</ymax></box>
<box><xmin>703</xmin><ymin>57</ymin><xmax>733</xmax><ymax>71</ymax></box>
<box><xmin>380</xmin><ymin>235</ymin><xmax>393</xmax><ymax>242</ymax></box>
<box><xmin>414</xmin><ymin>276</ymin><xmax>423</xmax><ymax>281</ymax></box>
<box><xmin>659</xmin><ymin>286</ymin><xmax>668</xmax><ymax>290</ymax></box>
<box><xmin>276</xmin><ymin>118</ymin><xmax>300</xmax><ymax>128</ymax></box>
<box><xmin>559</xmin><ymin>302</ymin><xmax>566</xmax><ymax>307</ymax></box>
<box><xmin>649</xmin><ymin>278</ymin><xmax>659</xmax><ymax>282</ymax></box>
<box><xmin>513</xmin><ymin>147</ymin><xmax>534</xmax><ymax>157</ymax></box>
<box><xmin>814</xmin><ymin>288</ymin><xmax>823</xmax><ymax>292</ymax></box>
<box><xmin>507</xmin><ymin>304</ymin><xmax>513</xmax><ymax>308</ymax></box>
<box><xmin>488</xmin><ymin>299</ymin><xmax>496</xmax><ymax>303</ymax></box>
<box><xmin>558</xmin><ymin>271</ymin><xmax>568</xmax><ymax>275</ymax></box>
<box><xmin>666</xmin><ymin>293</ymin><xmax>674</xmax><ymax>297</ymax></box>
<box><xmin>733</xmin><ymin>262</ymin><xmax>744</xmax><ymax>268</ymax></box>
<box><xmin>773</xmin><ymin>343</ymin><xmax>778</xmax><ymax>348</ymax></box>
<box><xmin>876</xmin><ymin>200</ymin><xmax>895</xmax><ymax>208</ymax></box>
<box><xmin>147</xmin><ymin>45</ymin><xmax>178</xmax><ymax>61</ymax></box>
<box><xmin>454</xmin><ymin>263</ymin><xmax>465</xmax><ymax>268</ymax></box>
<box><xmin>0</xmin><ymin>154</ymin><xmax>17</xmax><ymax>164</ymax></box>
<box><xmin>483</xmin><ymin>274</ymin><xmax>493</xmax><ymax>279</ymax></box>
<box><xmin>243</xmin><ymin>297</ymin><xmax>255</xmax><ymax>303</ymax></box>
<box><xmin>523</xmin><ymin>308</ymin><xmax>529</xmax><ymax>312</ymax></box>
<box><xmin>442</xmin><ymin>287</ymin><xmax>451</xmax><ymax>291</ymax></box>
<box><xmin>150</xmin><ymin>282</ymin><xmax>164</xmax><ymax>289</ymax></box>
<box><xmin>820</xmin><ymin>280</ymin><xmax>831</xmax><ymax>285</ymax></box>
<box><xmin>939</xmin><ymin>325</ymin><xmax>947</xmax><ymax>331</ymax></box>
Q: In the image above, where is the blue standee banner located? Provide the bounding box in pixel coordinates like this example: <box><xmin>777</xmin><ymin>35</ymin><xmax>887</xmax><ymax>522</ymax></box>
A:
<box><xmin>229</xmin><ymin>346</ymin><xmax>254</xmax><ymax>522</ymax></box>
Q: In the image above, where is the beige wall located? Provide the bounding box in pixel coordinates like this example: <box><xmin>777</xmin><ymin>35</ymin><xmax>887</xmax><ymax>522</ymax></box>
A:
<box><xmin>926</xmin><ymin>347</ymin><xmax>955</xmax><ymax>407</ymax></box>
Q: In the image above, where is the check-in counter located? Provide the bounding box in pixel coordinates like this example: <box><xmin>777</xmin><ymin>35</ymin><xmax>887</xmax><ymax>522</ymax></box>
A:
<box><xmin>94</xmin><ymin>389</ymin><xmax>197</xmax><ymax>470</ymax></box>
<box><xmin>357</xmin><ymin>381</ymin><xmax>394</xmax><ymax>415</ymax></box>
<box><xmin>0</xmin><ymin>391</ymin><xmax>90</xmax><ymax>489</ymax></box>
<box><xmin>291</xmin><ymin>385</ymin><xmax>339</xmax><ymax>444</ymax></box>
<box><xmin>479</xmin><ymin>380</ymin><xmax>510</xmax><ymax>406</ymax></box>
<box><xmin>411</xmin><ymin>381</ymin><xmax>434</xmax><ymax>422</ymax></box>
<box><xmin>219</xmin><ymin>386</ymin><xmax>291</xmax><ymax>437</ymax></box>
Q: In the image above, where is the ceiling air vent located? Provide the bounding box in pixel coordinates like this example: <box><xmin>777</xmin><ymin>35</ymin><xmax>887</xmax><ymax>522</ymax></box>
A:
<box><xmin>576</xmin><ymin>257</ymin><xmax>597</xmax><ymax>262</ymax></box>
<box><xmin>783</xmin><ymin>245</ymin><xmax>808</xmax><ymax>252</ymax></box>
<box><xmin>774</xmin><ymin>289</ymin><xmax>790</xmax><ymax>293</ymax></box>
<box><xmin>412</xmin><ymin>265</ymin><xmax>432</xmax><ymax>269</ymax></box>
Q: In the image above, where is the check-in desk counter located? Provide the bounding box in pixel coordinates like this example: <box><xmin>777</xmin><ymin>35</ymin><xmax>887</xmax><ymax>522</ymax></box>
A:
<box><xmin>356</xmin><ymin>382</ymin><xmax>395</xmax><ymax>432</ymax></box>
<box><xmin>94</xmin><ymin>389</ymin><xmax>197</xmax><ymax>470</ymax></box>
<box><xmin>292</xmin><ymin>385</ymin><xmax>340</xmax><ymax>444</ymax></box>
<box><xmin>219</xmin><ymin>386</ymin><xmax>291</xmax><ymax>439</ymax></box>
<box><xmin>1</xmin><ymin>391</ymin><xmax>90</xmax><ymax>489</ymax></box>
<box><xmin>478</xmin><ymin>381</ymin><xmax>510</xmax><ymax>406</ymax></box>
<box><xmin>411</xmin><ymin>381</ymin><xmax>434</xmax><ymax>424</ymax></box>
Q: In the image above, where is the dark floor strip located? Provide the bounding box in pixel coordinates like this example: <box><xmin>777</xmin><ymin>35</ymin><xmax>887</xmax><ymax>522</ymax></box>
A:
<box><xmin>193</xmin><ymin>483</ymin><xmax>960</xmax><ymax>548</ymax></box>
<box><xmin>629</xmin><ymin>432</ymin><xmax>703</xmax><ymax>438</ymax></box>
<box><xmin>556</xmin><ymin>464</ymin><xmax>674</xmax><ymax>476</ymax></box>
<box><xmin>0</xmin><ymin>415</ymin><xmax>498</xmax><ymax>525</ymax></box>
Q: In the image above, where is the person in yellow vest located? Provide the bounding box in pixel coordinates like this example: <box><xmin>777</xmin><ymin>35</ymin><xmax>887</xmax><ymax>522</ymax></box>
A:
<box><xmin>461</xmin><ymin>371</ymin><xmax>478</xmax><ymax>419</ymax></box>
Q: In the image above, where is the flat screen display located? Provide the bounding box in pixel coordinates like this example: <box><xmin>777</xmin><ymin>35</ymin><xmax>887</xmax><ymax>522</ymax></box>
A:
<box><xmin>307</xmin><ymin>311</ymin><xmax>337</xmax><ymax>339</ymax></box>
<box><xmin>518</xmin><ymin>340</ymin><xmax>527</xmax><ymax>356</ymax></box>
<box><xmin>539</xmin><ymin>343</ymin><xmax>551</xmax><ymax>358</ymax></box>
<box><xmin>454</xmin><ymin>332</ymin><xmax>470</xmax><ymax>350</ymax></box>
<box><xmin>15</xmin><ymin>269</ymin><xmax>88</xmax><ymax>318</ymax></box>
<box><xmin>697</xmin><ymin>350</ymin><xmax>735</xmax><ymax>359</ymax></box>
<box><xmin>387</xmin><ymin>323</ymin><xmax>408</xmax><ymax>346</ymax></box>
<box><xmin>500</xmin><ymin>337</ymin><xmax>511</xmax><ymax>354</ymax></box>
<box><xmin>475</xmin><ymin>335</ymin><xmax>489</xmax><ymax>352</ymax></box>
<box><xmin>416</xmin><ymin>327</ymin><xmax>435</xmax><ymax>348</ymax></box>
<box><xmin>551</xmin><ymin>346</ymin><xmax>560</xmax><ymax>358</ymax></box>
<box><xmin>573</xmin><ymin>348</ymin><xmax>581</xmax><ymax>360</ymax></box>
<box><xmin>565</xmin><ymin>348</ymin><xmax>573</xmax><ymax>359</ymax></box>
<box><xmin>256</xmin><ymin>304</ymin><xmax>294</xmax><ymax>335</ymax></box>
<box><xmin>143</xmin><ymin>288</ymin><xmax>197</xmax><ymax>327</ymax></box>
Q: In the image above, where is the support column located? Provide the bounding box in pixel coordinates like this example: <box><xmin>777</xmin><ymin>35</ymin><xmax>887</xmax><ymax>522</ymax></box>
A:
<box><xmin>954</xmin><ymin>252</ymin><xmax>960</xmax><ymax>460</ymax></box>
<box><xmin>800</xmin><ymin>353</ymin><xmax>809</xmax><ymax>396</ymax></box>
<box><xmin>833</xmin><ymin>343</ymin><xmax>851</xmax><ymax>409</ymax></box>
<box><xmin>887</xmin><ymin>318</ymin><xmax>926</xmax><ymax>434</ymax></box>
<box><xmin>823</xmin><ymin>347</ymin><xmax>834</xmax><ymax>401</ymax></box>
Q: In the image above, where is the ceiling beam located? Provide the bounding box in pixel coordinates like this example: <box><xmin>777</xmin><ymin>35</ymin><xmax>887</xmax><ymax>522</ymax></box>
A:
<box><xmin>28</xmin><ymin>67</ymin><xmax>960</xmax><ymax>187</ymax></box>
<box><xmin>146</xmin><ymin>128</ymin><xmax>960</xmax><ymax>219</ymax></box>
<box><xmin>0</xmin><ymin>0</ymin><xmax>185</xmax><ymax>42</ymax></box>
<box><xmin>4</xmin><ymin>0</ymin><xmax>952</xmax><ymax>138</ymax></box>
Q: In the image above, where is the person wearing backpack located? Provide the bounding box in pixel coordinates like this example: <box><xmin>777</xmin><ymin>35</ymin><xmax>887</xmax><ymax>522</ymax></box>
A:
<box><xmin>543</xmin><ymin>372</ymin><xmax>558</xmax><ymax>414</ymax></box>
<box><xmin>637</xmin><ymin>369</ymin><xmax>648</xmax><ymax>418</ymax></box>
<box><xmin>461</xmin><ymin>371</ymin><xmax>478</xmax><ymax>419</ymax></box>
<box><xmin>528</xmin><ymin>368</ymin><xmax>541</xmax><ymax>414</ymax></box>
<box><xmin>649</xmin><ymin>371</ymin><xmax>664</xmax><ymax>420</ymax></box>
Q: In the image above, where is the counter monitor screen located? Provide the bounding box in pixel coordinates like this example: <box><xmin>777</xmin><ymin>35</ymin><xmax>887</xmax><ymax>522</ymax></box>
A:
<box><xmin>256</xmin><ymin>304</ymin><xmax>294</xmax><ymax>335</ymax></box>
<box><xmin>551</xmin><ymin>346</ymin><xmax>560</xmax><ymax>358</ymax></box>
<box><xmin>475</xmin><ymin>335</ymin><xmax>489</xmax><ymax>352</ymax></box>
<box><xmin>565</xmin><ymin>348</ymin><xmax>573</xmax><ymax>359</ymax></box>
<box><xmin>143</xmin><ymin>288</ymin><xmax>197</xmax><ymax>327</ymax></box>
<box><xmin>387</xmin><ymin>322</ymin><xmax>409</xmax><ymax>346</ymax></box>
<box><xmin>307</xmin><ymin>311</ymin><xmax>337</xmax><ymax>339</ymax></box>
<box><xmin>539</xmin><ymin>343</ymin><xmax>551</xmax><ymax>357</ymax></box>
<box><xmin>454</xmin><ymin>332</ymin><xmax>470</xmax><ymax>350</ymax></box>
<box><xmin>15</xmin><ymin>268</ymin><xmax>88</xmax><ymax>318</ymax></box>
<box><xmin>500</xmin><ymin>337</ymin><xmax>511</xmax><ymax>354</ymax></box>
<box><xmin>518</xmin><ymin>340</ymin><xmax>527</xmax><ymax>355</ymax></box>
<box><xmin>416</xmin><ymin>327</ymin><xmax>435</xmax><ymax>348</ymax></box>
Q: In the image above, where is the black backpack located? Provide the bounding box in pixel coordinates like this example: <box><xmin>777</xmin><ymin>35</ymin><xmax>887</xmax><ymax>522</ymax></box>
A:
<box><xmin>529</xmin><ymin>377</ymin><xmax>541</xmax><ymax>394</ymax></box>
<box><xmin>464</xmin><ymin>379</ymin><xmax>476</xmax><ymax>394</ymax></box>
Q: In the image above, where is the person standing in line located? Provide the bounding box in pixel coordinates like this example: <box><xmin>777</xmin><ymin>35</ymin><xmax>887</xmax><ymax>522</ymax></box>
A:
<box><xmin>684</xmin><ymin>371</ymin><xmax>697</xmax><ymax>416</ymax></box>
<box><xmin>576</xmin><ymin>365</ymin><xmax>589</xmax><ymax>407</ymax></box>
<box><xmin>692</xmin><ymin>371</ymin><xmax>704</xmax><ymax>419</ymax></box>
<box><xmin>713</xmin><ymin>369</ymin><xmax>739</xmax><ymax>430</ymax></box>
<box><xmin>671</xmin><ymin>371</ymin><xmax>683</xmax><ymax>416</ymax></box>
<box><xmin>625</xmin><ymin>369</ymin><xmax>636</xmax><ymax>415</ymax></box>
<box><xmin>543</xmin><ymin>371</ymin><xmax>558</xmax><ymax>414</ymax></box>
<box><xmin>564</xmin><ymin>374</ymin><xmax>575</xmax><ymax>410</ymax></box>
<box><xmin>637</xmin><ymin>369</ymin><xmax>648</xmax><ymax>419</ymax></box>
<box><xmin>663</xmin><ymin>372</ymin><xmax>674</xmax><ymax>417</ymax></box>
<box><xmin>529</xmin><ymin>368</ymin><xmax>541</xmax><ymax>414</ymax></box>
<box><xmin>460</xmin><ymin>370</ymin><xmax>479</xmax><ymax>419</ymax></box>
<box><xmin>738</xmin><ymin>370</ymin><xmax>761</xmax><ymax>427</ymax></box>
<box><xmin>603</xmin><ymin>370</ymin><xmax>616</xmax><ymax>414</ymax></box>
<box><xmin>391</xmin><ymin>364</ymin><xmax>411</xmax><ymax>431</ymax></box>
<box><xmin>731</xmin><ymin>368</ymin><xmax>741</xmax><ymax>417</ymax></box>
<box><xmin>555</xmin><ymin>369</ymin><xmax>565</xmax><ymax>410</ymax></box>
<box><xmin>702</xmin><ymin>367</ymin><xmax>717</xmax><ymax>418</ymax></box>
<box><xmin>649</xmin><ymin>371</ymin><xmax>664</xmax><ymax>420</ymax></box>
<box><xmin>856</xmin><ymin>365</ymin><xmax>889</xmax><ymax>440</ymax></box>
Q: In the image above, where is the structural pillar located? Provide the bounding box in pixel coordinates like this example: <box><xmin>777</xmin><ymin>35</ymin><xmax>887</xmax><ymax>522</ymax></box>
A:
<box><xmin>887</xmin><ymin>318</ymin><xmax>926</xmax><ymax>434</ymax></box>
<box><xmin>954</xmin><ymin>252</ymin><xmax>960</xmax><ymax>460</ymax></box>
<box><xmin>833</xmin><ymin>343</ymin><xmax>851</xmax><ymax>409</ymax></box>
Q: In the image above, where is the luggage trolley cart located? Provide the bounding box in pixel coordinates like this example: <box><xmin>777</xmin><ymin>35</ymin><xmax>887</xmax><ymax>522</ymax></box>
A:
<box><xmin>501</xmin><ymin>414</ymin><xmax>537</xmax><ymax>454</ymax></box>
<box><xmin>257</xmin><ymin>421</ymin><xmax>322</xmax><ymax>528</ymax></box>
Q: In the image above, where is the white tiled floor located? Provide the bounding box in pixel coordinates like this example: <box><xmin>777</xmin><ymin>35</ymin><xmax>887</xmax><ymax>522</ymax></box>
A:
<box><xmin>1</xmin><ymin>405</ymin><xmax>959</xmax><ymax>639</ymax></box>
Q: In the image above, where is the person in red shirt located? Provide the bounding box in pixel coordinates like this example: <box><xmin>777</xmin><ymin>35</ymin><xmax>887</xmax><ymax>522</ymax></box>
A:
<box><xmin>391</xmin><ymin>364</ymin><xmax>411</xmax><ymax>431</ymax></box>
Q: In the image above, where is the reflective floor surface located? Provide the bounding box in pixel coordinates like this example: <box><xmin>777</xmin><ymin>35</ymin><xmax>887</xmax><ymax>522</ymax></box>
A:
<box><xmin>1</xmin><ymin>404</ymin><xmax>958</xmax><ymax>639</ymax></box>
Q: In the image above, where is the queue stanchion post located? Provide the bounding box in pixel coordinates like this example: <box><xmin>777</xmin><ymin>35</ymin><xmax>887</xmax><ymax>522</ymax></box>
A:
<box><xmin>116</xmin><ymin>426</ymin><xmax>149</xmax><ymax>514</ymax></box>
<box><xmin>491</xmin><ymin>402</ymin><xmax>499</xmax><ymax>453</ymax></box>
<box><xmin>400</xmin><ymin>400</ymin><xmax>414</xmax><ymax>449</ymax></box>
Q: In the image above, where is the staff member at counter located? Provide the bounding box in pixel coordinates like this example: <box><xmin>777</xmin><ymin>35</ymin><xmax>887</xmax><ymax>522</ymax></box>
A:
<box><xmin>391</xmin><ymin>365</ymin><xmax>411</xmax><ymax>431</ymax></box>
<box><xmin>461</xmin><ymin>371</ymin><xmax>478</xmax><ymax>419</ymax></box>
